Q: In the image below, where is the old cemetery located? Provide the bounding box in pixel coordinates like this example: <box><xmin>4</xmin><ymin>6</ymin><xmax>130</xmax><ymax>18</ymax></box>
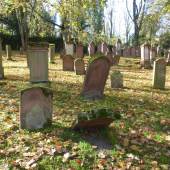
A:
<box><xmin>0</xmin><ymin>0</ymin><xmax>170</xmax><ymax>169</ymax></box>
<box><xmin>0</xmin><ymin>41</ymin><xmax>169</xmax><ymax>169</ymax></box>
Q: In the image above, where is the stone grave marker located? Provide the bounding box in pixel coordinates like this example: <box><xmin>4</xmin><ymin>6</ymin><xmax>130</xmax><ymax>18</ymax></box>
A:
<box><xmin>88</xmin><ymin>41</ymin><xmax>95</xmax><ymax>56</ymax></box>
<box><xmin>97</xmin><ymin>43</ymin><xmax>102</xmax><ymax>54</ymax></box>
<box><xmin>20</xmin><ymin>87</ymin><xmax>53</xmax><ymax>130</ymax></box>
<box><xmin>116</xmin><ymin>39</ymin><xmax>122</xmax><ymax>56</ymax></box>
<box><xmin>27</xmin><ymin>46</ymin><xmax>49</xmax><ymax>83</ymax></box>
<box><xmin>65</xmin><ymin>43</ymin><xmax>74</xmax><ymax>56</ymax></box>
<box><xmin>150</xmin><ymin>46</ymin><xmax>157</xmax><ymax>64</ymax></box>
<box><xmin>112</xmin><ymin>55</ymin><xmax>120</xmax><ymax>65</ymax></box>
<box><xmin>48</xmin><ymin>44</ymin><xmax>55</xmax><ymax>63</ymax></box>
<box><xmin>140</xmin><ymin>43</ymin><xmax>152</xmax><ymax>69</ymax></box>
<box><xmin>101</xmin><ymin>42</ymin><xmax>108</xmax><ymax>55</ymax></box>
<box><xmin>111</xmin><ymin>71</ymin><xmax>123</xmax><ymax>88</ymax></box>
<box><xmin>63</xmin><ymin>55</ymin><xmax>74</xmax><ymax>71</ymax></box>
<box><xmin>81</xmin><ymin>57</ymin><xmax>110</xmax><ymax>100</ymax></box>
<box><xmin>74</xmin><ymin>58</ymin><xmax>85</xmax><ymax>75</ymax></box>
<box><xmin>76</xmin><ymin>43</ymin><xmax>84</xmax><ymax>58</ymax></box>
<box><xmin>6</xmin><ymin>45</ymin><xmax>12</xmax><ymax>60</ymax></box>
<box><xmin>152</xmin><ymin>58</ymin><xmax>166</xmax><ymax>89</ymax></box>
<box><xmin>0</xmin><ymin>40</ymin><xmax>4</xmax><ymax>79</ymax></box>
<box><xmin>166</xmin><ymin>50</ymin><xmax>170</xmax><ymax>66</ymax></box>
<box><xmin>106</xmin><ymin>52</ymin><xmax>113</xmax><ymax>66</ymax></box>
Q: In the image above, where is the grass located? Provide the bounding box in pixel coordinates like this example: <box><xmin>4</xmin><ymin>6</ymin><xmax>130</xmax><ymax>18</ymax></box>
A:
<box><xmin>0</xmin><ymin>51</ymin><xmax>170</xmax><ymax>169</ymax></box>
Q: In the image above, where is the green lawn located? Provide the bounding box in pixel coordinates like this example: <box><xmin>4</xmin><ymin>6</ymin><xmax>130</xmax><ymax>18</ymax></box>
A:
<box><xmin>0</xmin><ymin>52</ymin><xmax>170</xmax><ymax>169</ymax></box>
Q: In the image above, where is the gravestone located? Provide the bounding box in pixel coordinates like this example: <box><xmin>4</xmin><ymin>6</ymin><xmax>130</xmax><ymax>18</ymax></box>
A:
<box><xmin>106</xmin><ymin>52</ymin><xmax>113</xmax><ymax>66</ymax></box>
<box><xmin>88</xmin><ymin>41</ymin><xmax>95</xmax><ymax>56</ymax></box>
<box><xmin>27</xmin><ymin>46</ymin><xmax>49</xmax><ymax>82</ymax></box>
<box><xmin>63</xmin><ymin>55</ymin><xmax>74</xmax><ymax>71</ymax></box>
<box><xmin>116</xmin><ymin>39</ymin><xmax>122</xmax><ymax>56</ymax></box>
<box><xmin>65</xmin><ymin>43</ymin><xmax>74</xmax><ymax>56</ymax></box>
<box><xmin>150</xmin><ymin>46</ymin><xmax>156</xmax><ymax>64</ymax></box>
<box><xmin>97</xmin><ymin>43</ymin><xmax>102</xmax><ymax>54</ymax></box>
<box><xmin>140</xmin><ymin>43</ymin><xmax>152</xmax><ymax>69</ymax></box>
<box><xmin>112</xmin><ymin>45</ymin><xmax>116</xmax><ymax>56</ymax></box>
<box><xmin>101</xmin><ymin>42</ymin><xmax>108</xmax><ymax>55</ymax></box>
<box><xmin>81</xmin><ymin>57</ymin><xmax>110</xmax><ymax>100</ymax></box>
<box><xmin>166</xmin><ymin>50</ymin><xmax>170</xmax><ymax>66</ymax></box>
<box><xmin>48</xmin><ymin>44</ymin><xmax>55</xmax><ymax>63</ymax></box>
<box><xmin>76</xmin><ymin>43</ymin><xmax>84</xmax><ymax>58</ymax></box>
<box><xmin>20</xmin><ymin>87</ymin><xmax>53</xmax><ymax>130</ymax></box>
<box><xmin>152</xmin><ymin>58</ymin><xmax>166</xmax><ymax>89</ymax></box>
<box><xmin>112</xmin><ymin>55</ymin><xmax>120</xmax><ymax>65</ymax></box>
<box><xmin>6</xmin><ymin>45</ymin><xmax>12</xmax><ymax>60</ymax></box>
<box><xmin>0</xmin><ymin>40</ymin><xmax>4</xmax><ymax>79</ymax></box>
<box><xmin>111</xmin><ymin>71</ymin><xmax>123</xmax><ymax>88</ymax></box>
<box><xmin>74</xmin><ymin>58</ymin><xmax>85</xmax><ymax>75</ymax></box>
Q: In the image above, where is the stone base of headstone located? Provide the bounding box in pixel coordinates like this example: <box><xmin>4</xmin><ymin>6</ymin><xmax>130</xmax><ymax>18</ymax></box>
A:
<box><xmin>111</xmin><ymin>71</ymin><xmax>123</xmax><ymax>88</ymax></box>
<box><xmin>20</xmin><ymin>87</ymin><xmax>53</xmax><ymax>130</ymax></box>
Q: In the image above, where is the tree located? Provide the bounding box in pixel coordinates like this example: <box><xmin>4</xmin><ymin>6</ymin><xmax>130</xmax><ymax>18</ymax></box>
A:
<box><xmin>126</xmin><ymin>0</ymin><xmax>147</xmax><ymax>46</ymax></box>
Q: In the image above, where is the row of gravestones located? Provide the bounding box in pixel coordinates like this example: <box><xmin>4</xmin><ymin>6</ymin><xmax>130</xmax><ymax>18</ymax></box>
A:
<box><xmin>19</xmin><ymin>56</ymin><xmax>168</xmax><ymax>130</ymax></box>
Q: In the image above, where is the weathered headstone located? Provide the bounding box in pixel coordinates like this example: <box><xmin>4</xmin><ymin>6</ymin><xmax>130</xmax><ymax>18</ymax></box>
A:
<box><xmin>88</xmin><ymin>41</ymin><xmax>95</xmax><ymax>56</ymax></box>
<box><xmin>81</xmin><ymin>57</ymin><xmax>110</xmax><ymax>100</ymax></box>
<box><xmin>48</xmin><ymin>44</ymin><xmax>55</xmax><ymax>63</ymax></box>
<box><xmin>140</xmin><ymin>43</ymin><xmax>152</xmax><ymax>69</ymax></box>
<box><xmin>112</xmin><ymin>55</ymin><xmax>120</xmax><ymax>65</ymax></box>
<box><xmin>0</xmin><ymin>40</ymin><xmax>4</xmax><ymax>79</ymax></box>
<box><xmin>20</xmin><ymin>87</ymin><xmax>53</xmax><ymax>130</ymax></box>
<box><xmin>27</xmin><ymin>46</ymin><xmax>49</xmax><ymax>82</ymax></box>
<box><xmin>101</xmin><ymin>42</ymin><xmax>108</xmax><ymax>55</ymax></box>
<box><xmin>63</xmin><ymin>55</ymin><xmax>74</xmax><ymax>71</ymax></box>
<box><xmin>6</xmin><ymin>45</ymin><xmax>12</xmax><ymax>60</ymax></box>
<box><xmin>116</xmin><ymin>39</ymin><xmax>122</xmax><ymax>56</ymax></box>
<box><xmin>166</xmin><ymin>50</ymin><xmax>170</xmax><ymax>66</ymax></box>
<box><xmin>106</xmin><ymin>52</ymin><xmax>113</xmax><ymax>66</ymax></box>
<box><xmin>74</xmin><ymin>58</ymin><xmax>85</xmax><ymax>75</ymax></box>
<box><xmin>97</xmin><ymin>43</ymin><xmax>102</xmax><ymax>54</ymax></box>
<box><xmin>76</xmin><ymin>43</ymin><xmax>84</xmax><ymax>58</ymax></box>
<box><xmin>152</xmin><ymin>58</ymin><xmax>166</xmax><ymax>89</ymax></box>
<box><xmin>111</xmin><ymin>71</ymin><xmax>123</xmax><ymax>88</ymax></box>
<box><xmin>65</xmin><ymin>43</ymin><xmax>74</xmax><ymax>56</ymax></box>
<box><xmin>150</xmin><ymin>46</ymin><xmax>157</xmax><ymax>63</ymax></box>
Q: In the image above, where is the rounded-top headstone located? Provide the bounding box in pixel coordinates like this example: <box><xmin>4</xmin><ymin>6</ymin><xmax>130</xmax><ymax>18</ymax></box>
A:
<box><xmin>20</xmin><ymin>87</ymin><xmax>53</xmax><ymax>130</ymax></box>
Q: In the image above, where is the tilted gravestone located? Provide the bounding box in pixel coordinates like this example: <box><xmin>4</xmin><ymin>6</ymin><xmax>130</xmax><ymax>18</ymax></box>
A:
<box><xmin>140</xmin><ymin>44</ymin><xmax>152</xmax><ymax>69</ymax></box>
<box><xmin>20</xmin><ymin>87</ymin><xmax>53</xmax><ymax>130</ymax></box>
<box><xmin>88</xmin><ymin>41</ymin><xmax>95</xmax><ymax>56</ymax></box>
<box><xmin>111</xmin><ymin>71</ymin><xmax>123</xmax><ymax>88</ymax></box>
<box><xmin>112</xmin><ymin>55</ymin><xmax>120</xmax><ymax>65</ymax></box>
<box><xmin>81</xmin><ymin>57</ymin><xmax>110</xmax><ymax>100</ymax></box>
<box><xmin>152</xmin><ymin>58</ymin><xmax>166</xmax><ymax>89</ymax></box>
<box><xmin>63</xmin><ymin>55</ymin><xmax>74</xmax><ymax>71</ymax></box>
<box><xmin>0</xmin><ymin>41</ymin><xmax>4</xmax><ymax>79</ymax></box>
<box><xmin>48</xmin><ymin>44</ymin><xmax>55</xmax><ymax>63</ymax></box>
<box><xmin>76</xmin><ymin>43</ymin><xmax>84</xmax><ymax>58</ymax></box>
<box><xmin>6</xmin><ymin>45</ymin><xmax>12</xmax><ymax>60</ymax></box>
<box><xmin>74</xmin><ymin>58</ymin><xmax>85</xmax><ymax>75</ymax></box>
<box><xmin>65</xmin><ymin>43</ymin><xmax>74</xmax><ymax>56</ymax></box>
<box><xmin>27</xmin><ymin>46</ymin><xmax>49</xmax><ymax>83</ymax></box>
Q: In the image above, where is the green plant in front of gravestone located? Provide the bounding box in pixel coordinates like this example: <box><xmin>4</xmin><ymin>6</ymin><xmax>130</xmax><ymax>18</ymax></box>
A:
<box><xmin>77</xmin><ymin>141</ymin><xmax>96</xmax><ymax>167</ymax></box>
